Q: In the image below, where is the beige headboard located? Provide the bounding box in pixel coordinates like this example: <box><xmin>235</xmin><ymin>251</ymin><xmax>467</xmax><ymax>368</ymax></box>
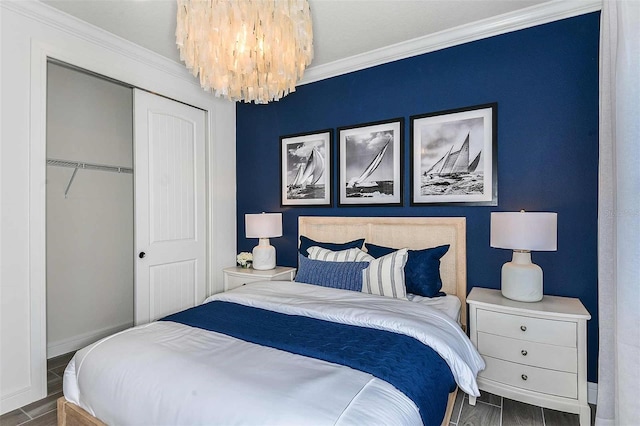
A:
<box><xmin>298</xmin><ymin>216</ymin><xmax>467</xmax><ymax>327</ymax></box>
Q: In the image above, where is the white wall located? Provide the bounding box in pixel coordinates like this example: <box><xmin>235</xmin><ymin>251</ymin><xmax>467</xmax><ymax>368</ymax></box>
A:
<box><xmin>0</xmin><ymin>1</ymin><xmax>236</xmax><ymax>414</ymax></box>
<box><xmin>46</xmin><ymin>63</ymin><xmax>134</xmax><ymax>357</ymax></box>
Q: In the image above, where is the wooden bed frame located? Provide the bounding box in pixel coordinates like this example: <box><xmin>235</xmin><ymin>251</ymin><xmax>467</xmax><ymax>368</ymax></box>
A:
<box><xmin>59</xmin><ymin>216</ymin><xmax>467</xmax><ymax>426</ymax></box>
<box><xmin>58</xmin><ymin>391</ymin><xmax>459</xmax><ymax>426</ymax></box>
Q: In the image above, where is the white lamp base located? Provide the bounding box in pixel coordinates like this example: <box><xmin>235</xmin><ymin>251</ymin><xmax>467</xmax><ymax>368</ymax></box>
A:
<box><xmin>501</xmin><ymin>251</ymin><xmax>543</xmax><ymax>302</ymax></box>
<box><xmin>252</xmin><ymin>238</ymin><xmax>276</xmax><ymax>270</ymax></box>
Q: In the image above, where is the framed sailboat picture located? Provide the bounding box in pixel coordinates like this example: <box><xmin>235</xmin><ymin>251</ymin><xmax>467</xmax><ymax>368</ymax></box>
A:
<box><xmin>280</xmin><ymin>129</ymin><xmax>332</xmax><ymax>207</ymax></box>
<box><xmin>410</xmin><ymin>103</ymin><xmax>497</xmax><ymax>205</ymax></box>
<box><xmin>338</xmin><ymin>118</ymin><xmax>403</xmax><ymax>206</ymax></box>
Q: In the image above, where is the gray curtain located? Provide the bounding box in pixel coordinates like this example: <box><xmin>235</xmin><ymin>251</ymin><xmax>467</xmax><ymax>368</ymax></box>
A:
<box><xmin>596</xmin><ymin>0</ymin><xmax>640</xmax><ymax>424</ymax></box>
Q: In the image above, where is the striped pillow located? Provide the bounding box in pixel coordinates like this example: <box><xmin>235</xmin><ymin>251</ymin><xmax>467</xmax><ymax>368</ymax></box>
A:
<box><xmin>362</xmin><ymin>248</ymin><xmax>409</xmax><ymax>299</ymax></box>
<box><xmin>307</xmin><ymin>246</ymin><xmax>373</xmax><ymax>262</ymax></box>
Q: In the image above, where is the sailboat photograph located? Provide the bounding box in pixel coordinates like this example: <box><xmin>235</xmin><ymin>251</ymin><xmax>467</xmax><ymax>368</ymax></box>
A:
<box><xmin>280</xmin><ymin>130</ymin><xmax>332</xmax><ymax>206</ymax></box>
<box><xmin>411</xmin><ymin>103</ymin><xmax>497</xmax><ymax>205</ymax></box>
<box><xmin>339</xmin><ymin>119</ymin><xmax>402</xmax><ymax>206</ymax></box>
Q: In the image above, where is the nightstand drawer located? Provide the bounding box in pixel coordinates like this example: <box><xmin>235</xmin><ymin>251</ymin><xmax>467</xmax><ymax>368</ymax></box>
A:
<box><xmin>480</xmin><ymin>356</ymin><xmax>577</xmax><ymax>399</ymax></box>
<box><xmin>477</xmin><ymin>309</ymin><xmax>576</xmax><ymax>347</ymax></box>
<box><xmin>478</xmin><ymin>332</ymin><xmax>577</xmax><ymax>373</ymax></box>
<box><xmin>225</xmin><ymin>274</ymin><xmax>254</xmax><ymax>290</ymax></box>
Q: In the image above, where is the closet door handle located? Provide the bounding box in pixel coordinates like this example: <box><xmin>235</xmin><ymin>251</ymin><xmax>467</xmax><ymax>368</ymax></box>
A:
<box><xmin>139</xmin><ymin>252</ymin><xmax>146</xmax><ymax>259</ymax></box>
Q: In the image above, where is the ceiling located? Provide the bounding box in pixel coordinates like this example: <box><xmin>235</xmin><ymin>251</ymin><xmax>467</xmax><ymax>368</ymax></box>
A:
<box><xmin>43</xmin><ymin>0</ymin><xmax>552</xmax><ymax>73</ymax></box>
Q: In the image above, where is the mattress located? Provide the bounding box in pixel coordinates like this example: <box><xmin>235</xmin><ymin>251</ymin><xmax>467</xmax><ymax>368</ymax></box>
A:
<box><xmin>63</xmin><ymin>281</ymin><xmax>483</xmax><ymax>425</ymax></box>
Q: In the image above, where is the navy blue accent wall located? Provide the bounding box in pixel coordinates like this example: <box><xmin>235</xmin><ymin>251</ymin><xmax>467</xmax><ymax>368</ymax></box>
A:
<box><xmin>236</xmin><ymin>13</ymin><xmax>600</xmax><ymax>382</ymax></box>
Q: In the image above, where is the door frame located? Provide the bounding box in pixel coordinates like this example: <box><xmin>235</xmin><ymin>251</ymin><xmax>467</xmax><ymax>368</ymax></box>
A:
<box><xmin>8</xmin><ymin>2</ymin><xmax>236</xmax><ymax>412</ymax></box>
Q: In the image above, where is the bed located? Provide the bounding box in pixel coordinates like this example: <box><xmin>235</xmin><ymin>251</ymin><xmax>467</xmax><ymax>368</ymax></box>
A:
<box><xmin>58</xmin><ymin>216</ymin><xmax>484</xmax><ymax>426</ymax></box>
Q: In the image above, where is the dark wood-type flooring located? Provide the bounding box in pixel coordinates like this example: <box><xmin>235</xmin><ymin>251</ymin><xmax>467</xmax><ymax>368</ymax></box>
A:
<box><xmin>1</xmin><ymin>352</ymin><xmax>596</xmax><ymax>426</ymax></box>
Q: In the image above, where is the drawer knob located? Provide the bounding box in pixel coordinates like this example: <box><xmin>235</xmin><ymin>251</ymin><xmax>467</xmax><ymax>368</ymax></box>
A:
<box><xmin>520</xmin><ymin>325</ymin><xmax>527</xmax><ymax>332</ymax></box>
<box><xmin>521</xmin><ymin>350</ymin><xmax>528</xmax><ymax>356</ymax></box>
<box><xmin>521</xmin><ymin>374</ymin><xmax>528</xmax><ymax>381</ymax></box>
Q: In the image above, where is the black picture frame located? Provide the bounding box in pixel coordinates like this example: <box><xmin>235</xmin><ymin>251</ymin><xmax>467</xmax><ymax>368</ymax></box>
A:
<box><xmin>410</xmin><ymin>103</ymin><xmax>497</xmax><ymax>206</ymax></box>
<box><xmin>337</xmin><ymin>118</ymin><xmax>403</xmax><ymax>207</ymax></box>
<box><xmin>280</xmin><ymin>129</ymin><xmax>333</xmax><ymax>207</ymax></box>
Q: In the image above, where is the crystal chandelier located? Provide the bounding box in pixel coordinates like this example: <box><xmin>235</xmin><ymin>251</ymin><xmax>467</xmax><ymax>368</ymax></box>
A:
<box><xmin>176</xmin><ymin>0</ymin><xmax>314</xmax><ymax>104</ymax></box>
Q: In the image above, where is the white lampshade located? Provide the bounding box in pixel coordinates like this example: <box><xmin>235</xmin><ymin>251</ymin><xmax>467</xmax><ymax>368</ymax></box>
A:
<box><xmin>245</xmin><ymin>213</ymin><xmax>283</xmax><ymax>239</ymax></box>
<box><xmin>491</xmin><ymin>211</ymin><xmax>557</xmax><ymax>251</ymax></box>
<box><xmin>490</xmin><ymin>211</ymin><xmax>557</xmax><ymax>302</ymax></box>
<box><xmin>245</xmin><ymin>213</ymin><xmax>282</xmax><ymax>270</ymax></box>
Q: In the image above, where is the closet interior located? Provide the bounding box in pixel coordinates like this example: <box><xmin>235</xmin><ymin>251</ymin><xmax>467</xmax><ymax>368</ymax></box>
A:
<box><xmin>46</xmin><ymin>62</ymin><xmax>134</xmax><ymax>359</ymax></box>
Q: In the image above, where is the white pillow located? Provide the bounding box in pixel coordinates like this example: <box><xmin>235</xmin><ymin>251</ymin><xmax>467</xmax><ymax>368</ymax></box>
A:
<box><xmin>362</xmin><ymin>248</ymin><xmax>409</xmax><ymax>299</ymax></box>
<box><xmin>307</xmin><ymin>246</ymin><xmax>373</xmax><ymax>262</ymax></box>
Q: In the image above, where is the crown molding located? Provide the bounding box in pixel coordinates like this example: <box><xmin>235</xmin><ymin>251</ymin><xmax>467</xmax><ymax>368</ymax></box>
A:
<box><xmin>1</xmin><ymin>0</ymin><xmax>199</xmax><ymax>87</ymax></box>
<box><xmin>2</xmin><ymin>0</ymin><xmax>602</xmax><ymax>92</ymax></box>
<box><xmin>300</xmin><ymin>0</ymin><xmax>602</xmax><ymax>85</ymax></box>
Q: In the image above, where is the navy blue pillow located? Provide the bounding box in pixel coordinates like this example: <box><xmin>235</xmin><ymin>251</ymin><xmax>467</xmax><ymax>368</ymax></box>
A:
<box><xmin>365</xmin><ymin>243</ymin><xmax>450</xmax><ymax>298</ymax></box>
<box><xmin>299</xmin><ymin>236</ymin><xmax>365</xmax><ymax>257</ymax></box>
<box><xmin>295</xmin><ymin>254</ymin><xmax>369</xmax><ymax>291</ymax></box>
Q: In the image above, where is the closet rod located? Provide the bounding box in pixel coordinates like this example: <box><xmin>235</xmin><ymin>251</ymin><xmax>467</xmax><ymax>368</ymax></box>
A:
<box><xmin>46</xmin><ymin>158</ymin><xmax>133</xmax><ymax>198</ymax></box>
<box><xmin>47</xmin><ymin>158</ymin><xmax>133</xmax><ymax>174</ymax></box>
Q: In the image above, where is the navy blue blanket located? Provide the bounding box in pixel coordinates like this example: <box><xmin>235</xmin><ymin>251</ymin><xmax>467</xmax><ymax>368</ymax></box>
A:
<box><xmin>161</xmin><ymin>301</ymin><xmax>455</xmax><ymax>425</ymax></box>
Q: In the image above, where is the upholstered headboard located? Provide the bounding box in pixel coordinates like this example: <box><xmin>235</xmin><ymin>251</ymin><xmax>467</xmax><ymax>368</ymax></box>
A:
<box><xmin>298</xmin><ymin>216</ymin><xmax>468</xmax><ymax>327</ymax></box>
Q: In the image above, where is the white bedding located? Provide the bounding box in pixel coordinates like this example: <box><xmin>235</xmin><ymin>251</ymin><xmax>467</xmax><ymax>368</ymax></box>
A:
<box><xmin>408</xmin><ymin>293</ymin><xmax>462</xmax><ymax>323</ymax></box>
<box><xmin>63</xmin><ymin>281</ymin><xmax>483</xmax><ymax>425</ymax></box>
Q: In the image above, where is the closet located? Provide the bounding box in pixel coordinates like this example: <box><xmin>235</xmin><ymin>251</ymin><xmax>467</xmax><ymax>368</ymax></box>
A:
<box><xmin>46</xmin><ymin>62</ymin><xmax>134</xmax><ymax>358</ymax></box>
<box><xmin>45</xmin><ymin>61</ymin><xmax>208</xmax><ymax>359</ymax></box>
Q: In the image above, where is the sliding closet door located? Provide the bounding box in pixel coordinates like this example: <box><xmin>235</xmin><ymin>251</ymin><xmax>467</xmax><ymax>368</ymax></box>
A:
<box><xmin>133</xmin><ymin>89</ymin><xmax>207</xmax><ymax>325</ymax></box>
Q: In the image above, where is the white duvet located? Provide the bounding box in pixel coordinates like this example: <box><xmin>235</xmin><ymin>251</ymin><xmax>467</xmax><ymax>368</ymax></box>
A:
<box><xmin>63</xmin><ymin>281</ymin><xmax>484</xmax><ymax>425</ymax></box>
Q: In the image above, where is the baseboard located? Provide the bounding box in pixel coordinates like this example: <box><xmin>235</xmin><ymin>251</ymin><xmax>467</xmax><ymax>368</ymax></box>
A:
<box><xmin>588</xmin><ymin>381</ymin><xmax>598</xmax><ymax>405</ymax></box>
<box><xmin>47</xmin><ymin>321</ymin><xmax>132</xmax><ymax>359</ymax></box>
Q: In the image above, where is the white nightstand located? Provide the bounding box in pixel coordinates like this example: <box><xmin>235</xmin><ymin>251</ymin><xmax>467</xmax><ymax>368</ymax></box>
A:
<box><xmin>223</xmin><ymin>266</ymin><xmax>296</xmax><ymax>291</ymax></box>
<box><xmin>467</xmin><ymin>287</ymin><xmax>591</xmax><ymax>426</ymax></box>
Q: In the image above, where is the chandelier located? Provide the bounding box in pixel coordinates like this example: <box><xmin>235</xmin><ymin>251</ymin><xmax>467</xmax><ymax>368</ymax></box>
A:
<box><xmin>176</xmin><ymin>0</ymin><xmax>314</xmax><ymax>104</ymax></box>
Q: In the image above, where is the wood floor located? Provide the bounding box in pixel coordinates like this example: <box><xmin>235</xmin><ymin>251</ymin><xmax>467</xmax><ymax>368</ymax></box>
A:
<box><xmin>449</xmin><ymin>389</ymin><xmax>596</xmax><ymax>426</ymax></box>
<box><xmin>1</xmin><ymin>352</ymin><xmax>595</xmax><ymax>426</ymax></box>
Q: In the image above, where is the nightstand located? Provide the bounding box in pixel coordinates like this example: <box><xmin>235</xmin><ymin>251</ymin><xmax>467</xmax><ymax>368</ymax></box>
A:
<box><xmin>467</xmin><ymin>287</ymin><xmax>591</xmax><ymax>426</ymax></box>
<box><xmin>223</xmin><ymin>266</ymin><xmax>296</xmax><ymax>291</ymax></box>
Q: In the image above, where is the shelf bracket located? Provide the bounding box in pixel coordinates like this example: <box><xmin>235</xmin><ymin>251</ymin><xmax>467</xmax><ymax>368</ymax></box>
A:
<box><xmin>64</xmin><ymin>167</ymin><xmax>79</xmax><ymax>199</ymax></box>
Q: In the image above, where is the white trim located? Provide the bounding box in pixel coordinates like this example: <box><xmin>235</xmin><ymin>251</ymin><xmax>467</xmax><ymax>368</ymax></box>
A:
<box><xmin>588</xmin><ymin>381</ymin><xmax>597</xmax><ymax>405</ymax></box>
<box><xmin>300</xmin><ymin>0</ymin><xmax>602</xmax><ymax>85</ymax></box>
<box><xmin>47</xmin><ymin>322</ymin><xmax>133</xmax><ymax>359</ymax></box>
<box><xmin>0</xmin><ymin>0</ymin><xmax>235</xmax><ymax>414</ymax></box>
<box><xmin>1</xmin><ymin>0</ymin><xmax>192</xmax><ymax>86</ymax></box>
<box><xmin>4</xmin><ymin>0</ymin><xmax>602</xmax><ymax>89</ymax></box>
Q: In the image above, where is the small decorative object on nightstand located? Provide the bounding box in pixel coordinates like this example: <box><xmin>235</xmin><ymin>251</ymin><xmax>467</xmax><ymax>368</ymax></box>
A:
<box><xmin>223</xmin><ymin>266</ymin><xmax>296</xmax><ymax>292</ymax></box>
<box><xmin>467</xmin><ymin>287</ymin><xmax>591</xmax><ymax>426</ymax></box>
<box><xmin>236</xmin><ymin>252</ymin><xmax>253</xmax><ymax>268</ymax></box>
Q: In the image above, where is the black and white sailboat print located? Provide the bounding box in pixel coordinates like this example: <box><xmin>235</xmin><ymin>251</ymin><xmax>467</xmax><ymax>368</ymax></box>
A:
<box><xmin>345</xmin><ymin>132</ymin><xmax>394</xmax><ymax>198</ymax></box>
<box><xmin>424</xmin><ymin>133</ymin><xmax>481</xmax><ymax>176</ymax></box>
<box><xmin>421</xmin><ymin>132</ymin><xmax>484</xmax><ymax>196</ymax></box>
<box><xmin>287</xmin><ymin>143</ymin><xmax>326</xmax><ymax>200</ymax></box>
<box><xmin>290</xmin><ymin>146</ymin><xmax>324</xmax><ymax>188</ymax></box>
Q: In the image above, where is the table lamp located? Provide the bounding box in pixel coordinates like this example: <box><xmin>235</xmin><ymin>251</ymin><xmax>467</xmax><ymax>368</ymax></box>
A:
<box><xmin>245</xmin><ymin>212</ymin><xmax>283</xmax><ymax>270</ymax></box>
<box><xmin>490</xmin><ymin>211</ymin><xmax>557</xmax><ymax>302</ymax></box>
